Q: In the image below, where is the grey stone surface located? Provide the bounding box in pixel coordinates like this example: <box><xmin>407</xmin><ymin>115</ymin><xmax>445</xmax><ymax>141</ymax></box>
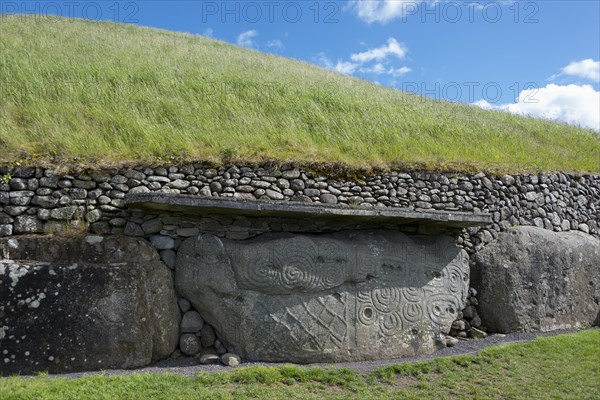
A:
<box><xmin>197</xmin><ymin>348</ymin><xmax>220</xmax><ymax>364</ymax></box>
<box><xmin>85</xmin><ymin>210</ymin><xmax>102</xmax><ymax>224</ymax></box>
<box><xmin>200</xmin><ymin>324</ymin><xmax>216</xmax><ymax>348</ymax></box>
<box><xmin>13</xmin><ymin>215</ymin><xmax>43</xmax><ymax>234</ymax></box>
<box><xmin>473</xmin><ymin>226</ymin><xmax>600</xmax><ymax>333</ymax></box>
<box><xmin>142</xmin><ymin>219</ymin><xmax>163</xmax><ymax>235</ymax></box>
<box><xmin>320</xmin><ymin>193</ymin><xmax>338</xmax><ymax>204</ymax></box>
<box><xmin>160</xmin><ymin>249</ymin><xmax>177</xmax><ymax>269</ymax></box>
<box><xmin>179</xmin><ymin>334</ymin><xmax>200</xmax><ymax>356</ymax></box>
<box><xmin>127</xmin><ymin>194</ymin><xmax>492</xmax><ymax>230</ymax></box>
<box><xmin>220</xmin><ymin>353</ymin><xmax>241</xmax><ymax>367</ymax></box>
<box><xmin>0</xmin><ymin>224</ymin><xmax>13</xmax><ymax>236</ymax></box>
<box><xmin>150</xmin><ymin>235</ymin><xmax>175</xmax><ymax>250</ymax></box>
<box><xmin>50</xmin><ymin>206</ymin><xmax>78</xmax><ymax>220</ymax></box>
<box><xmin>176</xmin><ymin>230</ymin><xmax>469</xmax><ymax>362</ymax></box>
<box><xmin>1</xmin><ymin>166</ymin><xmax>598</xmax><ymax>243</ymax></box>
<box><xmin>0</xmin><ymin>235</ymin><xmax>180</xmax><ymax>374</ymax></box>
<box><xmin>178</xmin><ymin>298</ymin><xmax>192</xmax><ymax>313</ymax></box>
<box><xmin>181</xmin><ymin>311</ymin><xmax>204</xmax><ymax>333</ymax></box>
<box><xmin>124</xmin><ymin>221</ymin><xmax>145</xmax><ymax>237</ymax></box>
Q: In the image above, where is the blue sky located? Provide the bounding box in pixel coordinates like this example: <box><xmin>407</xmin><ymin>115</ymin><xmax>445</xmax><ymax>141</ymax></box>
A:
<box><xmin>3</xmin><ymin>0</ymin><xmax>600</xmax><ymax>130</ymax></box>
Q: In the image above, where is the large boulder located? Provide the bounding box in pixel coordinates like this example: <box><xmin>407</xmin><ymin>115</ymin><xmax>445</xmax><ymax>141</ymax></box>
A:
<box><xmin>473</xmin><ymin>226</ymin><xmax>600</xmax><ymax>333</ymax></box>
<box><xmin>0</xmin><ymin>235</ymin><xmax>180</xmax><ymax>374</ymax></box>
<box><xmin>176</xmin><ymin>230</ymin><xmax>469</xmax><ymax>363</ymax></box>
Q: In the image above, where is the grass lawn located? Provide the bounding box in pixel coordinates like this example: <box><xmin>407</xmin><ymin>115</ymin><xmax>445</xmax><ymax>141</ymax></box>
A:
<box><xmin>1</xmin><ymin>15</ymin><xmax>599</xmax><ymax>173</ymax></box>
<box><xmin>1</xmin><ymin>330</ymin><xmax>598</xmax><ymax>400</ymax></box>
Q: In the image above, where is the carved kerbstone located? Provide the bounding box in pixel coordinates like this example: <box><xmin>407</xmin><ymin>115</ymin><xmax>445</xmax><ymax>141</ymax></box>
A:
<box><xmin>175</xmin><ymin>230</ymin><xmax>469</xmax><ymax>362</ymax></box>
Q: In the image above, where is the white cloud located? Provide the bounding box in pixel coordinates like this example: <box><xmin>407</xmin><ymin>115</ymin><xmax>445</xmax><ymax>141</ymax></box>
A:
<box><xmin>316</xmin><ymin>54</ymin><xmax>357</xmax><ymax>75</ymax></box>
<box><xmin>474</xmin><ymin>84</ymin><xmax>600</xmax><ymax>131</ymax></box>
<box><xmin>237</xmin><ymin>30</ymin><xmax>258</xmax><ymax>48</ymax></box>
<box><xmin>387</xmin><ymin>66</ymin><xmax>412</xmax><ymax>77</ymax></box>
<box><xmin>360</xmin><ymin>63</ymin><xmax>387</xmax><ymax>74</ymax></box>
<box><xmin>317</xmin><ymin>38</ymin><xmax>411</xmax><ymax>79</ymax></box>
<box><xmin>351</xmin><ymin>38</ymin><xmax>407</xmax><ymax>63</ymax></box>
<box><xmin>359</xmin><ymin>64</ymin><xmax>411</xmax><ymax>77</ymax></box>
<box><xmin>201</xmin><ymin>28</ymin><xmax>213</xmax><ymax>38</ymax></box>
<box><xmin>562</xmin><ymin>59</ymin><xmax>600</xmax><ymax>82</ymax></box>
<box><xmin>335</xmin><ymin>61</ymin><xmax>359</xmax><ymax>75</ymax></box>
<box><xmin>316</xmin><ymin>53</ymin><xmax>333</xmax><ymax>68</ymax></box>
<box><xmin>266</xmin><ymin>39</ymin><xmax>283</xmax><ymax>49</ymax></box>
<box><xmin>348</xmin><ymin>0</ymin><xmax>421</xmax><ymax>24</ymax></box>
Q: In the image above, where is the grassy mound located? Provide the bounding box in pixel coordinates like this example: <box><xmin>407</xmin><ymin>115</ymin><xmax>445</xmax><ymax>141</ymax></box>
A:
<box><xmin>1</xmin><ymin>15</ymin><xmax>599</xmax><ymax>173</ymax></box>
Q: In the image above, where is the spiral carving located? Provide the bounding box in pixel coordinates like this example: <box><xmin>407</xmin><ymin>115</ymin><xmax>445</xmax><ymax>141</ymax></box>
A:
<box><xmin>371</xmin><ymin>287</ymin><xmax>401</xmax><ymax>313</ymax></box>
<box><xmin>401</xmin><ymin>287</ymin><xmax>424</xmax><ymax>303</ymax></box>
<box><xmin>358</xmin><ymin>303</ymin><xmax>377</xmax><ymax>326</ymax></box>
<box><xmin>321</xmin><ymin>264</ymin><xmax>344</xmax><ymax>288</ymax></box>
<box><xmin>402</xmin><ymin>302</ymin><xmax>424</xmax><ymax>324</ymax></box>
<box><xmin>280</xmin><ymin>252</ymin><xmax>320</xmax><ymax>291</ymax></box>
<box><xmin>381</xmin><ymin>311</ymin><xmax>403</xmax><ymax>336</ymax></box>
<box><xmin>445</xmin><ymin>263</ymin><xmax>466</xmax><ymax>295</ymax></box>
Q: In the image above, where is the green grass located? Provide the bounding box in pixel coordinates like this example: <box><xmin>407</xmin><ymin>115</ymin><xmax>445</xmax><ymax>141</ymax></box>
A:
<box><xmin>1</xmin><ymin>15</ymin><xmax>599</xmax><ymax>173</ymax></box>
<box><xmin>2</xmin><ymin>330</ymin><xmax>598</xmax><ymax>399</ymax></box>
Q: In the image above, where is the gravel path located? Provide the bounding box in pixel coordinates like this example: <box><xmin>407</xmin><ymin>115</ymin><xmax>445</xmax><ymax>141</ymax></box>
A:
<box><xmin>19</xmin><ymin>328</ymin><xmax>590</xmax><ymax>379</ymax></box>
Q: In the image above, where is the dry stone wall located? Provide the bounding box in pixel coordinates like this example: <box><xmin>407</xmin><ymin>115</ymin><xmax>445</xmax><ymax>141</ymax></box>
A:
<box><xmin>1</xmin><ymin>165</ymin><xmax>597</xmax><ymax>246</ymax></box>
<box><xmin>1</xmin><ymin>164</ymin><xmax>599</xmax><ymax>370</ymax></box>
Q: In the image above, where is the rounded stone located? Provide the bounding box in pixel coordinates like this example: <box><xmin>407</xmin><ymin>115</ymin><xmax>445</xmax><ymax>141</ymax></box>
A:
<box><xmin>169</xmin><ymin>179</ymin><xmax>190</xmax><ymax>190</ymax></box>
<box><xmin>109</xmin><ymin>218</ymin><xmax>127</xmax><ymax>227</ymax></box>
<box><xmin>304</xmin><ymin>188</ymin><xmax>320</xmax><ymax>197</ymax></box>
<box><xmin>319</xmin><ymin>193</ymin><xmax>338</xmax><ymax>204</ymax></box>
<box><xmin>199</xmin><ymin>186</ymin><xmax>212</xmax><ymax>197</ymax></box>
<box><xmin>196</xmin><ymin>348</ymin><xmax>220</xmax><ymax>365</ymax></box>
<box><xmin>97</xmin><ymin>196</ymin><xmax>111</xmax><ymax>205</ymax></box>
<box><xmin>210</xmin><ymin>181</ymin><xmax>223</xmax><ymax>193</ymax></box>
<box><xmin>462</xmin><ymin>305</ymin><xmax>477</xmax><ymax>320</ymax></box>
<box><xmin>282</xmin><ymin>169</ymin><xmax>301</xmax><ymax>179</ymax></box>
<box><xmin>289</xmin><ymin>179</ymin><xmax>305</xmax><ymax>191</ymax></box>
<box><xmin>200</xmin><ymin>324</ymin><xmax>216</xmax><ymax>348</ymax></box>
<box><xmin>265</xmin><ymin>189</ymin><xmax>284</xmax><ymax>200</ymax></box>
<box><xmin>276</xmin><ymin>179</ymin><xmax>290</xmax><ymax>189</ymax></box>
<box><xmin>501</xmin><ymin>175</ymin><xmax>515</xmax><ymax>186</ymax></box>
<box><xmin>178</xmin><ymin>298</ymin><xmax>192</xmax><ymax>313</ymax></box>
<box><xmin>150</xmin><ymin>235</ymin><xmax>175</xmax><ymax>250</ymax></box>
<box><xmin>180</xmin><ymin>311</ymin><xmax>205</xmax><ymax>334</ymax></box>
<box><xmin>142</xmin><ymin>219</ymin><xmax>163</xmax><ymax>235</ymax></box>
<box><xmin>179</xmin><ymin>334</ymin><xmax>201</xmax><ymax>356</ymax></box>
<box><xmin>220</xmin><ymin>353</ymin><xmax>241</xmax><ymax>367</ymax></box>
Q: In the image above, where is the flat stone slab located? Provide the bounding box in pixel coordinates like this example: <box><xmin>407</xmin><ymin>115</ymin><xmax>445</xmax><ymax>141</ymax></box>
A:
<box><xmin>126</xmin><ymin>193</ymin><xmax>491</xmax><ymax>229</ymax></box>
<box><xmin>175</xmin><ymin>230</ymin><xmax>469</xmax><ymax>362</ymax></box>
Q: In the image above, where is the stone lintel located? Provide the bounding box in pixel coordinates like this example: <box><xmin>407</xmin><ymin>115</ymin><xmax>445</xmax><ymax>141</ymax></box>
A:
<box><xmin>125</xmin><ymin>193</ymin><xmax>491</xmax><ymax>229</ymax></box>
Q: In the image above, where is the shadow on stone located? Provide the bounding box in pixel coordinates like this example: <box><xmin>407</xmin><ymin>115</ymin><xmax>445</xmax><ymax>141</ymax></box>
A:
<box><xmin>176</xmin><ymin>230</ymin><xmax>469</xmax><ymax>363</ymax></box>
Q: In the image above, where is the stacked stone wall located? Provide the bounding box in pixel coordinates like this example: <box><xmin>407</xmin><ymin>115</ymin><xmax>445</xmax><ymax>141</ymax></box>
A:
<box><xmin>1</xmin><ymin>164</ymin><xmax>598</xmax><ymax>364</ymax></box>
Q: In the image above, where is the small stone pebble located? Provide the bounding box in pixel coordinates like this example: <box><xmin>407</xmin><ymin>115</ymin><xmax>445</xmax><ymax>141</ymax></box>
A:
<box><xmin>220</xmin><ymin>353</ymin><xmax>241</xmax><ymax>367</ymax></box>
